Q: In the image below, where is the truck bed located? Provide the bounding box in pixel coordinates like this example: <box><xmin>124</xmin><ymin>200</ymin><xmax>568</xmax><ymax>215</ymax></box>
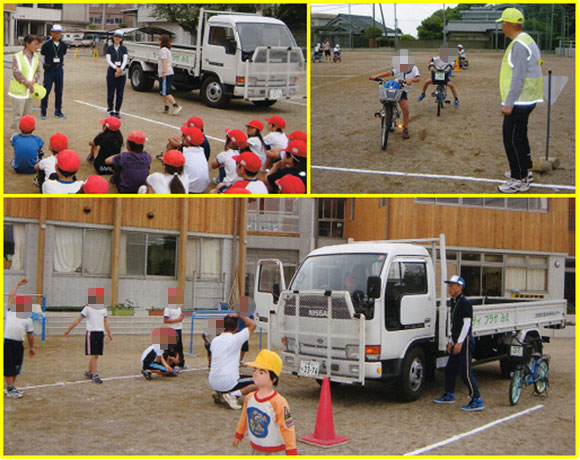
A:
<box><xmin>125</xmin><ymin>42</ymin><xmax>198</xmax><ymax>71</ymax></box>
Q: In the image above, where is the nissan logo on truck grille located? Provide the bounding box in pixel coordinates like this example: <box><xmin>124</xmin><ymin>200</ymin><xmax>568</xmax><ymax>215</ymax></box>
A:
<box><xmin>282</xmin><ymin>293</ymin><xmax>352</xmax><ymax>319</ymax></box>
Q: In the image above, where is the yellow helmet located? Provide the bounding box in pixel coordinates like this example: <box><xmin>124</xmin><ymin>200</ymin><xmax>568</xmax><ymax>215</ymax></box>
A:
<box><xmin>246</xmin><ymin>349</ymin><xmax>283</xmax><ymax>377</ymax></box>
<box><xmin>496</xmin><ymin>8</ymin><xmax>524</xmax><ymax>24</ymax></box>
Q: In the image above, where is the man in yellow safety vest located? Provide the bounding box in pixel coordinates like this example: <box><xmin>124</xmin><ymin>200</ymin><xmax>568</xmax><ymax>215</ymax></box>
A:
<box><xmin>496</xmin><ymin>8</ymin><xmax>544</xmax><ymax>194</ymax></box>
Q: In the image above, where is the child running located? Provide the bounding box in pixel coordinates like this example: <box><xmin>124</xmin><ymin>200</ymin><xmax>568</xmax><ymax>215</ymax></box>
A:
<box><xmin>233</xmin><ymin>349</ymin><xmax>297</xmax><ymax>455</ymax></box>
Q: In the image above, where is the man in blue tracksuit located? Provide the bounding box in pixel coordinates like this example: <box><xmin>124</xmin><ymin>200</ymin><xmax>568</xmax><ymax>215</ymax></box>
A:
<box><xmin>434</xmin><ymin>275</ymin><xmax>484</xmax><ymax>411</ymax></box>
<box><xmin>41</xmin><ymin>24</ymin><xmax>68</xmax><ymax>119</ymax></box>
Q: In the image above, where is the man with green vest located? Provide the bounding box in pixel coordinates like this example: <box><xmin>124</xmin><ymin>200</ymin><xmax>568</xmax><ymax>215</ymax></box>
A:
<box><xmin>8</xmin><ymin>35</ymin><xmax>42</xmax><ymax>133</ymax></box>
<box><xmin>496</xmin><ymin>8</ymin><xmax>544</xmax><ymax>194</ymax></box>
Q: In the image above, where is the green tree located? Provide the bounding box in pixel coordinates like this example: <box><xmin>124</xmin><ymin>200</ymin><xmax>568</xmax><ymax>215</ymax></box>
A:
<box><xmin>364</xmin><ymin>27</ymin><xmax>383</xmax><ymax>41</ymax></box>
<box><xmin>417</xmin><ymin>4</ymin><xmax>485</xmax><ymax>40</ymax></box>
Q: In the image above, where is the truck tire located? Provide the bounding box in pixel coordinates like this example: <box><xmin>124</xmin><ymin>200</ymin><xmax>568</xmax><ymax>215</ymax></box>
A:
<box><xmin>130</xmin><ymin>64</ymin><xmax>154</xmax><ymax>92</ymax></box>
<box><xmin>398</xmin><ymin>347</ymin><xmax>426</xmax><ymax>402</ymax></box>
<box><xmin>201</xmin><ymin>76</ymin><xmax>231</xmax><ymax>108</ymax></box>
<box><xmin>252</xmin><ymin>100</ymin><xmax>277</xmax><ymax>108</ymax></box>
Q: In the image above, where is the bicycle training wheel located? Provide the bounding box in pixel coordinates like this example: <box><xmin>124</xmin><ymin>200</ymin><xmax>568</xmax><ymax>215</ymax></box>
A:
<box><xmin>509</xmin><ymin>368</ymin><xmax>524</xmax><ymax>405</ymax></box>
<box><xmin>437</xmin><ymin>93</ymin><xmax>442</xmax><ymax>117</ymax></box>
<box><xmin>534</xmin><ymin>360</ymin><xmax>549</xmax><ymax>394</ymax></box>
<box><xmin>381</xmin><ymin>110</ymin><xmax>390</xmax><ymax>150</ymax></box>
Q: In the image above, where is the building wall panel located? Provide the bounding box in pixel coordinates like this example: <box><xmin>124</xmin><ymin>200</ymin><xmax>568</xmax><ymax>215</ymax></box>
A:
<box><xmin>345</xmin><ymin>198</ymin><xmax>387</xmax><ymax>241</ymax></box>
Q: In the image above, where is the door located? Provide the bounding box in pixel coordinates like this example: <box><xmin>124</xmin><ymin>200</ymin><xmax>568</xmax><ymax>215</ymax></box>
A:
<box><xmin>254</xmin><ymin>259</ymin><xmax>286</xmax><ymax>326</ymax></box>
<box><xmin>203</xmin><ymin>23</ymin><xmax>238</xmax><ymax>85</ymax></box>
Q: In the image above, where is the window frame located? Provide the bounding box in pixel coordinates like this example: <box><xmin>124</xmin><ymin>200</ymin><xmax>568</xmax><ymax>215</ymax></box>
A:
<box><xmin>317</xmin><ymin>198</ymin><xmax>346</xmax><ymax>239</ymax></box>
<box><xmin>414</xmin><ymin>197</ymin><xmax>550</xmax><ymax>213</ymax></box>
<box><xmin>120</xmin><ymin>230</ymin><xmax>178</xmax><ymax>279</ymax></box>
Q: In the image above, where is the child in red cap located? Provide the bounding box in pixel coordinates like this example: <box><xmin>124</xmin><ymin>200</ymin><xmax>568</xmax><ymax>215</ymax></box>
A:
<box><xmin>275</xmin><ymin>174</ymin><xmax>306</xmax><ymax>194</ymax></box>
<box><xmin>263</xmin><ymin>116</ymin><xmax>289</xmax><ymax>169</ymax></box>
<box><xmin>181</xmin><ymin>126</ymin><xmax>210</xmax><ymax>193</ymax></box>
<box><xmin>246</xmin><ymin>120</ymin><xmax>267</xmax><ymax>170</ymax></box>
<box><xmin>105</xmin><ymin>130</ymin><xmax>151</xmax><ymax>193</ymax></box>
<box><xmin>10</xmin><ymin>115</ymin><xmax>44</xmax><ymax>174</ymax></box>
<box><xmin>266</xmin><ymin>140</ymin><xmax>307</xmax><ymax>193</ymax></box>
<box><xmin>216</xmin><ymin>152</ymin><xmax>268</xmax><ymax>194</ymax></box>
<box><xmin>42</xmin><ymin>149</ymin><xmax>84</xmax><ymax>194</ymax></box>
<box><xmin>88</xmin><ymin>116</ymin><xmax>123</xmax><ymax>175</ymax></box>
<box><xmin>78</xmin><ymin>175</ymin><xmax>109</xmax><ymax>194</ymax></box>
<box><xmin>211</xmin><ymin>129</ymin><xmax>249</xmax><ymax>187</ymax></box>
<box><xmin>34</xmin><ymin>132</ymin><xmax>68</xmax><ymax>189</ymax></box>
<box><xmin>165</xmin><ymin>116</ymin><xmax>211</xmax><ymax>161</ymax></box>
<box><xmin>142</xmin><ymin>149</ymin><xmax>188</xmax><ymax>194</ymax></box>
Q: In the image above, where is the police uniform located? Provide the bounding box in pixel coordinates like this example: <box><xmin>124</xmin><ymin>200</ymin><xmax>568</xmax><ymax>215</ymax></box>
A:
<box><xmin>40</xmin><ymin>36</ymin><xmax>68</xmax><ymax>118</ymax></box>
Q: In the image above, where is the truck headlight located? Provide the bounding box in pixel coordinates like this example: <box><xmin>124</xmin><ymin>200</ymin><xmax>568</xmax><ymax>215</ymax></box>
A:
<box><xmin>345</xmin><ymin>344</ymin><xmax>359</xmax><ymax>359</ymax></box>
<box><xmin>248</xmin><ymin>77</ymin><xmax>258</xmax><ymax>86</ymax></box>
<box><xmin>281</xmin><ymin>337</ymin><xmax>297</xmax><ymax>353</ymax></box>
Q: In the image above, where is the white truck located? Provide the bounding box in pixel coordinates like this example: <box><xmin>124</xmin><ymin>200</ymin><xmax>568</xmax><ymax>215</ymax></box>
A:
<box><xmin>123</xmin><ymin>9</ymin><xmax>305</xmax><ymax>108</ymax></box>
<box><xmin>254</xmin><ymin>235</ymin><xmax>567</xmax><ymax>401</ymax></box>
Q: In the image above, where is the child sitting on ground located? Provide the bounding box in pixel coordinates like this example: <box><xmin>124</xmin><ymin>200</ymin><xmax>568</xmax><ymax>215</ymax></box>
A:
<box><xmin>233</xmin><ymin>349</ymin><xmax>297</xmax><ymax>455</ymax></box>
<box><xmin>263</xmin><ymin>116</ymin><xmax>289</xmax><ymax>169</ymax></box>
<box><xmin>266</xmin><ymin>140</ymin><xmax>307</xmax><ymax>194</ymax></box>
<box><xmin>77</xmin><ymin>175</ymin><xmax>110</xmax><ymax>194</ymax></box>
<box><xmin>141</xmin><ymin>149</ymin><xmax>188</xmax><ymax>194</ymax></box>
<box><xmin>11</xmin><ymin>115</ymin><xmax>44</xmax><ymax>174</ymax></box>
<box><xmin>245</xmin><ymin>120</ymin><xmax>267</xmax><ymax>170</ymax></box>
<box><xmin>42</xmin><ymin>149</ymin><xmax>85</xmax><ymax>194</ymax></box>
<box><xmin>165</xmin><ymin>116</ymin><xmax>211</xmax><ymax>161</ymax></box>
<box><xmin>181</xmin><ymin>126</ymin><xmax>210</xmax><ymax>194</ymax></box>
<box><xmin>141</xmin><ymin>328</ymin><xmax>179</xmax><ymax>380</ymax></box>
<box><xmin>216</xmin><ymin>152</ymin><xmax>268</xmax><ymax>194</ymax></box>
<box><xmin>88</xmin><ymin>116</ymin><xmax>123</xmax><ymax>175</ymax></box>
<box><xmin>105</xmin><ymin>130</ymin><xmax>151</xmax><ymax>194</ymax></box>
<box><xmin>34</xmin><ymin>132</ymin><xmax>68</xmax><ymax>189</ymax></box>
<box><xmin>211</xmin><ymin>129</ymin><xmax>249</xmax><ymax>186</ymax></box>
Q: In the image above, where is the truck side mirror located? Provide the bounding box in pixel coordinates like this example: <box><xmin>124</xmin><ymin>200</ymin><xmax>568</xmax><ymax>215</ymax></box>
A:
<box><xmin>367</xmin><ymin>276</ymin><xmax>381</xmax><ymax>299</ymax></box>
<box><xmin>225</xmin><ymin>39</ymin><xmax>237</xmax><ymax>55</ymax></box>
<box><xmin>272</xmin><ymin>283</ymin><xmax>281</xmax><ymax>303</ymax></box>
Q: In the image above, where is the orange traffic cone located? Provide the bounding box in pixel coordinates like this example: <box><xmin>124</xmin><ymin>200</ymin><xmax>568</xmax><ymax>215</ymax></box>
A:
<box><xmin>299</xmin><ymin>376</ymin><xmax>349</xmax><ymax>448</ymax></box>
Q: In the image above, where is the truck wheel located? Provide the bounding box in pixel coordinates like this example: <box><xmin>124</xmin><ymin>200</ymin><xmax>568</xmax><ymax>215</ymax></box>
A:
<box><xmin>130</xmin><ymin>64</ymin><xmax>154</xmax><ymax>92</ymax></box>
<box><xmin>201</xmin><ymin>76</ymin><xmax>230</xmax><ymax>108</ymax></box>
<box><xmin>398</xmin><ymin>347</ymin><xmax>426</xmax><ymax>402</ymax></box>
<box><xmin>252</xmin><ymin>100</ymin><xmax>277</xmax><ymax>108</ymax></box>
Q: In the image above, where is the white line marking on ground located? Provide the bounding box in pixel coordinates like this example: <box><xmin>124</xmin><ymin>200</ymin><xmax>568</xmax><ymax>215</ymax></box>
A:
<box><xmin>405</xmin><ymin>404</ymin><xmax>544</xmax><ymax>455</ymax></box>
<box><xmin>311</xmin><ymin>65</ymin><xmax>387</xmax><ymax>90</ymax></box>
<box><xmin>75</xmin><ymin>100</ymin><xmax>225</xmax><ymax>142</ymax></box>
<box><xmin>312</xmin><ymin>75</ymin><xmax>361</xmax><ymax>78</ymax></box>
<box><xmin>279</xmin><ymin>99</ymin><xmax>307</xmax><ymax>106</ymax></box>
<box><xmin>311</xmin><ymin>165</ymin><xmax>575</xmax><ymax>191</ymax></box>
<box><xmin>19</xmin><ymin>366</ymin><xmax>207</xmax><ymax>391</ymax></box>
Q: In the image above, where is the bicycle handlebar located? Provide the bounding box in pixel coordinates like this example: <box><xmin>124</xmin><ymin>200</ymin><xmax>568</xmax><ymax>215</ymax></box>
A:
<box><xmin>373</xmin><ymin>78</ymin><xmax>408</xmax><ymax>88</ymax></box>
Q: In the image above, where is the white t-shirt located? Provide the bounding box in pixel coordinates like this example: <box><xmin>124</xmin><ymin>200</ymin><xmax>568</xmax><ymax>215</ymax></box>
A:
<box><xmin>183</xmin><ymin>146</ymin><xmax>210</xmax><ymax>193</ymax></box>
<box><xmin>208</xmin><ymin>328</ymin><xmax>250</xmax><ymax>392</ymax></box>
<box><xmin>430</xmin><ymin>56</ymin><xmax>452</xmax><ymax>72</ymax></box>
<box><xmin>80</xmin><ymin>305</ymin><xmax>107</xmax><ymax>331</ymax></box>
<box><xmin>163</xmin><ymin>306</ymin><xmax>183</xmax><ymax>330</ymax></box>
<box><xmin>146</xmin><ymin>172</ymin><xmax>189</xmax><ymax>194</ymax></box>
<box><xmin>141</xmin><ymin>343</ymin><xmax>162</xmax><ymax>364</ymax></box>
<box><xmin>391</xmin><ymin>66</ymin><xmax>420</xmax><ymax>93</ymax></box>
<box><xmin>231</xmin><ymin>178</ymin><xmax>269</xmax><ymax>194</ymax></box>
<box><xmin>458</xmin><ymin>49</ymin><xmax>466</xmax><ymax>58</ymax></box>
<box><xmin>216</xmin><ymin>149</ymin><xmax>241</xmax><ymax>185</ymax></box>
<box><xmin>158</xmin><ymin>47</ymin><xmax>174</xmax><ymax>76</ymax></box>
<box><xmin>247</xmin><ymin>137</ymin><xmax>267</xmax><ymax>168</ymax></box>
<box><xmin>263</xmin><ymin>132</ymin><xmax>288</xmax><ymax>151</ymax></box>
<box><xmin>37</xmin><ymin>155</ymin><xmax>57</xmax><ymax>177</ymax></box>
<box><xmin>42</xmin><ymin>179</ymin><xmax>84</xmax><ymax>194</ymax></box>
<box><xmin>4</xmin><ymin>311</ymin><xmax>34</xmax><ymax>342</ymax></box>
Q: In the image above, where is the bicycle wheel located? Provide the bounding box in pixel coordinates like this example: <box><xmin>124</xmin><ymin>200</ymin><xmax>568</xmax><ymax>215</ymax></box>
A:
<box><xmin>534</xmin><ymin>360</ymin><xmax>549</xmax><ymax>394</ymax></box>
<box><xmin>437</xmin><ymin>92</ymin><xmax>442</xmax><ymax>117</ymax></box>
<box><xmin>380</xmin><ymin>112</ymin><xmax>388</xmax><ymax>151</ymax></box>
<box><xmin>509</xmin><ymin>367</ymin><xmax>524</xmax><ymax>405</ymax></box>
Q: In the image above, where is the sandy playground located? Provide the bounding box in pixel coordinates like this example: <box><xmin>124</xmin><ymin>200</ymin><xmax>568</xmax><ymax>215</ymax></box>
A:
<box><xmin>3</xmin><ymin>54</ymin><xmax>307</xmax><ymax>194</ymax></box>
<box><xmin>311</xmin><ymin>49</ymin><xmax>575</xmax><ymax>194</ymax></box>
<box><xmin>3</xmin><ymin>334</ymin><xmax>576</xmax><ymax>456</ymax></box>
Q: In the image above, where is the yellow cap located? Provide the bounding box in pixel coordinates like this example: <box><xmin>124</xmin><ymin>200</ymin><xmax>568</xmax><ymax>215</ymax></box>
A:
<box><xmin>246</xmin><ymin>349</ymin><xmax>283</xmax><ymax>377</ymax></box>
<box><xmin>30</xmin><ymin>83</ymin><xmax>47</xmax><ymax>100</ymax></box>
<box><xmin>496</xmin><ymin>8</ymin><xmax>524</xmax><ymax>24</ymax></box>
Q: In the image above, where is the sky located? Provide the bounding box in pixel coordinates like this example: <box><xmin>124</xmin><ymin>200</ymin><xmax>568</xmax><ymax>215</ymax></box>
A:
<box><xmin>311</xmin><ymin>3</ymin><xmax>459</xmax><ymax>38</ymax></box>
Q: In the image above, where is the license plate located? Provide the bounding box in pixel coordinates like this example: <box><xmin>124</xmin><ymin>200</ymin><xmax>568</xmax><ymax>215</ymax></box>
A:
<box><xmin>269</xmin><ymin>89</ymin><xmax>283</xmax><ymax>99</ymax></box>
<box><xmin>435</xmin><ymin>71</ymin><xmax>445</xmax><ymax>80</ymax></box>
<box><xmin>299</xmin><ymin>360</ymin><xmax>319</xmax><ymax>377</ymax></box>
<box><xmin>510</xmin><ymin>345</ymin><xmax>523</xmax><ymax>357</ymax></box>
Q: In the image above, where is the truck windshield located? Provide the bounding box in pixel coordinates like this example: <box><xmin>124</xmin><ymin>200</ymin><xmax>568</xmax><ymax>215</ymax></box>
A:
<box><xmin>289</xmin><ymin>254</ymin><xmax>386</xmax><ymax>293</ymax></box>
<box><xmin>237</xmin><ymin>23</ymin><xmax>296</xmax><ymax>54</ymax></box>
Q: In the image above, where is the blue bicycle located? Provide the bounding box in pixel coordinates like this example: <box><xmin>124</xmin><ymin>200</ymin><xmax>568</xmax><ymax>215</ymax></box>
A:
<box><xmin>509</xmin><ymin>337</ymin><xmax>550</xmax><ymax>406</ymax></box>
<box><xmin>430</xmin><ymin>66</ymin><xmax>452</xmax><ymax>117</ymax></box>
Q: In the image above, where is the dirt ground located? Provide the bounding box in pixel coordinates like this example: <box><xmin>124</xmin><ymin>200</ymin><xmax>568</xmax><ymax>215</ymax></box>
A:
<box><xmin>3</xmin><ymin>334</ymin><xmax>576</xmax><ymax>456</ymax></box>
<box><xmin>3</xmin><ymin>55</ymin><xmax>307</xmax><ymax>194</ymax></box>
<box><xmin>311</xmin><ymin>50</ymin><xmax>576</xmax><ymax>194</ymax></box>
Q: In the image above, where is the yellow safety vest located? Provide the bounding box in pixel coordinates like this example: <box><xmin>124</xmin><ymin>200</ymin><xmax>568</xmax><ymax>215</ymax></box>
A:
<box><xmin>499</xmin><ymin>32</ymin><xmax>544</xmax><ymax>105</ymax></box>
<box><xmin>8</xmin><ymin>51</ymin><xmax>39</xmax><ymax>99</ymax></box>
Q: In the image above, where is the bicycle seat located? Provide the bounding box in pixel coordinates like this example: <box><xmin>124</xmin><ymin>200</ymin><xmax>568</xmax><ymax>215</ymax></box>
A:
<box><xmin>531</xmin><ymin>352</ymin><xmax>542</xmax><ymax>359</ymax></box>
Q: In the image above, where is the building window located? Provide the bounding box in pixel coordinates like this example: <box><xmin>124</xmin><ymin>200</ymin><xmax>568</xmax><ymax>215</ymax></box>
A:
<box><xmin>349</xmin><ymin>199</ymin><xmax>355</xmax><ymax>221</ymax></box>
<box><xmin>247</xmin><ymin>198</ymin><xmax>300</xmax><ymax>233</ymax></box>
<box><xmin>318</xmin><ymin>198</ymin><xmax>345</xmax><ymax>238</ymax></box>
<box><xmin>120</xmin><ymin>231</ymin><xmax>176</xmax><ymax>277</ymax></box>
<box><xmin>4</xmin><ymin>223</ymin><xmax>25</xmax><ymax>271</ymax></box>
<box><xmin>53</xmin><ymin>227</ymin><xmax>112</xmax><ymax>276</ymax></box>
<box><xmin>415</xmin><ymin>198</ymin><xmax>549</xmax><ymax>212</ymax></box>
<box><xmin>186</xmin><ymin>238</ymin><xmax>222</xmax><ymax>281</ymax></box>
<box><xmin>505</xmin><ymin>255</ymin><xmax>547</xmax><ymax>293</ymax></box>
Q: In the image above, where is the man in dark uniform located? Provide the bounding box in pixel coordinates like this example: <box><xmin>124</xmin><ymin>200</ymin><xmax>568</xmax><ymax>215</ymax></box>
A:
<box><xmin>40</xmin><ymin>24</ymin><xmax>68</xmax><ymax>119</ymax></box>
<box><xmin>434</xmin><ymin>275</ymin><xmax>484</xmax><ymax>411</ymax></box>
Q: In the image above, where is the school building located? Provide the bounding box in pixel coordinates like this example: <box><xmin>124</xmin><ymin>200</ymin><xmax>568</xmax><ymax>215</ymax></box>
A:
<box><xmin>4</xmin><ymin>197</ymin><xmax>575</xmax><ymax>312</ymax></box>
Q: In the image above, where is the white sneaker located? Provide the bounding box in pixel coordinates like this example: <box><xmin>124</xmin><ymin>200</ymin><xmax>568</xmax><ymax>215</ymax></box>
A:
<box><xmin>498</xmin><ymin>178</ymin><xmax>530</xmax><ymax>193</ymax></box>
<box><xmin>5</xmin><ymin>388</ymin><xmax>22</xmax><ymax>398</ymax></box>
<box><xmin>504</xmin><ymin>171</ymin><xmax>534</xmax><ymax>183</ymax></box>
<box><xmin>172</xmin><ymin>105</ymin><xmax>183</xmax><ymax>116</ymax></box>
<box><xmin>222</xmin><ymin>392</ymin><xmax>242</xmax><ymax>409</ymax></box>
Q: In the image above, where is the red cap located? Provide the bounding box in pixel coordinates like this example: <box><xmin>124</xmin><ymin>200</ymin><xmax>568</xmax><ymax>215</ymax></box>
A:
<box><xmin>183</xmin><ymin>116</ymin><xmax>204</xmax><ymax>130</ymax></box>
<box><xmin>225</xmin><ymin>129</ymin><xmax>248</xmax><ymax>149</ymax></box>
<box><xmin>19</xmin><ymin>115</ymin><xmax>35</xmax><ymax>132</ymax></box>
<box><xmin>246</xmin><ymin>119</ymin><xmax>264</xmax><ymax>131</ymax></box>
<box><xmin>163</xmin><ymin>149</ymin><xmax>185</xmax><ymax>167</ymax></box>
<box><xmin>276</xmin><ymin>174</ymin><xmax>306</xmax><ymax>194</ymax></box>
<box><xmin>224</xmin><ymin>186</ymin><xmax>252</xmax><ymax>194</ymax></box>
<box><xmin>233</xmin><ymin>152</ymin><xmax>261</xmax><ymax>173</ymax></box>
<box><xmin>287</xmin><ymin>130</ymin><xmax>307</xmax><ymax>142</ymax></box>
<box><xmin>285</xmin><ymin>140</ymin><xmax>307</xmax><ymax>158</ymax></box>
<box><xmin>83</xmin><ymin>175</ymin><xmax>109</xmax><ymax>194</ymax></box>
<box><xmin>127</xmin><ymin>130</ymin><xmax>146</xmax><ymax>145</ymax></box>
<box><xmin>49</xmin><ymin>133</ymin><xmax>68</xmax><ymax>152</ymax></box>
<box><xmin>265</xmin><ymin>116</ymin><xmax>286</xmax><ymax>130</ymax></box>
<box><xmin>180</xmin><ymin>126</ymin><xmax>204</xmax><ymax>146</ymax></box>
<box><xmin>100</xmin><ymin>116</ymin><xmax>121</xmax><ymax>131</ymax></box>
<box><xmin>56</xmin><ymin>149</ymin><xmax>80</xmax><ymax>173</ymax></box>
